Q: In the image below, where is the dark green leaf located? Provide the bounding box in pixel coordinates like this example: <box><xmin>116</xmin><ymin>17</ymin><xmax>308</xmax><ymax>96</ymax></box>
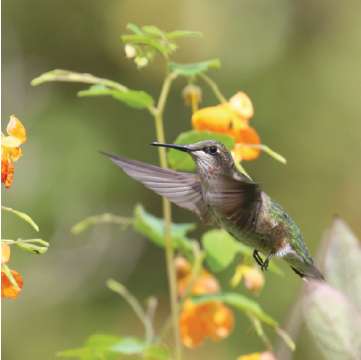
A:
<box><xmin>126</xmin><ymin>23</ymin><xmax>143</xmax><ymax>35</ymax></box>
<box><xmin>121</xmin><ymin>34</ymin><xmax>170</xmax><ymax>54</ymax></box>
<box><xmin>133</xmin><ymin>204</ymin><xmax>195</xmax><ymax>251</ymax></box>
<box><xmin>166</xmin><ymin>30</ymin><xmax>203</xmax><ymax>40</ymax></box>
<box><xmin>78</xmin><ymin>85</ymin><xmax>154</xmax><ymax>109</ymax></box>
<box><xmin>303</xmin><ymin>280</ymin><xmax>361</xmax><ymax>360</ymax></box>
<box><xmin>169</xmin><ymin>59</ymin><xmax>220</xmax><ymax>76</ymax></box>
<box><xmin>192</xmin><ymin>292</ymin><xmax>278</xmax><ymax>327</ymax></box>
<box><xmin>202</xmin><ymin>230</ymin><xmax>237</xmax><ymax>272</ymax></box>
<box><xmin>141</xmin><ymin>25</ymin><xmax>164</xmax><ymax>38</ymax></box>
<box><xmin>324</xmin><ymin>217</ymin><xmax>361</xmax><ymax>311</ymax></box>
<box><xmin>168</xmin><ymin>130</ymin><xmax>235</xmax><ymax>171</ymax></box>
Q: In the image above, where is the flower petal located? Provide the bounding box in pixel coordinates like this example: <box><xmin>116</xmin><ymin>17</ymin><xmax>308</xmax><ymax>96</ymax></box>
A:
<box><xmin>228</xmin><ymin>92</ymin><xmax>254</xmax><ymax>119</ymax></box>
<box><xmin>1</xmin><ymin>244</ymin><xmax>10</xmax><ymax>263</ymax></box>
<box><xmin>1</xmin><ymin>147</ymin><xmax>15</xmax><ymax>188</ymax></box>
<box><xmin>207</xmin><ymin>303</ymin><xmax>234</xmax><ymax>341</ymax></box>
<box><xmin>1</xmin><ymin>269</ymin><xmax>23</xmax><ymax>299</ymax></box>
<box><xmin>192</xmin><ymin>104</ymin><xmax>248</xmax><ymax>137</ymax></box>
<box><xmin>233</xmin><ymin>127</ymin><xmax>261</xmax><ymax>162</ymax></box>
<box><xmin>7</xmin><ymin>115</ymin><xmax>26</xmax><ymax>144</ymax></box>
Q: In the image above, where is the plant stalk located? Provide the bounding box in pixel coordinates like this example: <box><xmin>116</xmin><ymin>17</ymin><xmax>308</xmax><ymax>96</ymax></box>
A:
<box><xmin>152</xmin><ymin>69</ymin><xmax>183</xmax><ymax>360</ymax></box>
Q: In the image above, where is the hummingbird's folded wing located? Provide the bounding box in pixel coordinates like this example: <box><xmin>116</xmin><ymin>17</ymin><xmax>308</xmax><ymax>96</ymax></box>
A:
<box><xmin>212</xmin><ymin>175</ymin><xmax>262</xmax><ymax>228</ymax></box>
<box><xmin>101</xmin><ymin>152</ymin><xmax>215</xmax><ymax>225</ymax></box>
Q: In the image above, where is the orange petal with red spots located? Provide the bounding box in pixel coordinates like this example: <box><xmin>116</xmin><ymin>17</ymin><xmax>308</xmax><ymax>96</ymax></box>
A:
<box><xmin>1</xmin><ymin>147</ymin><xmax>15</xmax><ymax>188</ymax></box>
<box><xmin>7</xmin><ymin>115</ymin><xmax>26</xmax><ymax>144</ymax></box>
<box><xmin>1</xmin><ymin>269</ymin><xmax>23</xmax><ymax>299</ymax></box>
<box><xmin>228</xmin><ymin>92</ymin><xmax>254</xmax><ymax>119</ymax></box>
<box><xmin>1</xmin><ymin>244</ymin><xmax>11</xmax><ymax>263</ymax></box>
<box><xmin>192</xmin><ymin>104</ymin><xmax>248</xmax><ymax>137</ymax></box>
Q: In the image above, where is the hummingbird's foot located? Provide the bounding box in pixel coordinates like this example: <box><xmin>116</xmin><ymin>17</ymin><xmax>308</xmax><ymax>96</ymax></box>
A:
<box><xmin>261</xmin><ymin>252</ymin><xmax>275</xmax><ymax>271</ymax></box>
<box><xmin>253</xmin><ymin>250</ymin><xmax>275</xmax><ymax>271</ymax></box>
<box><xmin>253</xmin><ymin>250</ymin><xmax>264</xmax><ymax>267</ymax></box>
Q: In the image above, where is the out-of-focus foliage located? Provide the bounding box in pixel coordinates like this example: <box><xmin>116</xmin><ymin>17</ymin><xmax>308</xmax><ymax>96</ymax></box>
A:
<box><xmin>2</xmin><ymin>1</ymin><xmax>361</xmax><ymax>360</ymax></box>
<box><xmin>303</xmin><ymin>218</ymin><xmax>361</xmax><ymax>360</ymax></box>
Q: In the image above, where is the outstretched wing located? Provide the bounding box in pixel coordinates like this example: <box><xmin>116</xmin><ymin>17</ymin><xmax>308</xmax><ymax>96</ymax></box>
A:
<box><xmin>210</xmin><ymin>174</ymin><xmax>262</xmax><ymax>228</ymax></box>
<box><xmin>101</xmin><ymin>152</ymin><xmax>215</xmax><ymax>225</ymax></box>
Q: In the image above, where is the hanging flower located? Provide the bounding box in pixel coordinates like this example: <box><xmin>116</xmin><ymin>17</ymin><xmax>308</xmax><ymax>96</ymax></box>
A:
<box><xmin>175</xmin><ymin>257</ymin><xmax>234</xmax><ymax>348</ymax></box>
<box><xmin>1</xmin><ymin>244</ymin><xmax>23</xmax><ymax>299</ymax></box>
<box><xmin>1</xmin><ymin>115</ymin><xmax>26</xmax><ymax>188</ymax></box>
<box><xmin>191</xmin><ymin>92</ymin><xmax>261</xmax><ymax>162</ymax></box>
<box><xmin>238</xmin><ymin>351</ymin><xmax>276</xmax><ymax>360</ymax></box>
<box><xmin>230</xmin><ymin>265</ymin><xmax>265</xmax><ymax>295</ymax></box>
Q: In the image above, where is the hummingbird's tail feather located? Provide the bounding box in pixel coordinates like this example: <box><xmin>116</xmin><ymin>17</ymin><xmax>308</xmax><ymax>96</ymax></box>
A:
<box><xmin>290</xmin><ymin>261</ymin><xmax>324</xmax><ymax>282</ymax></box>
<box><xmin>100</xmin><ymin>151</ymin><xmax>215</xmax><ymax>225</ymax></box>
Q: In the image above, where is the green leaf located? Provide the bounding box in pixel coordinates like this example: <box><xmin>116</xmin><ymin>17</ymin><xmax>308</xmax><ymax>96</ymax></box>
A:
<box><xmin>166</xmin><ymin>30</ymin><xmax>203</xmax><ymax>40</ymax></box>
<box><xmin>1</xmin><ymin>262</ymin><xmax>19</xmax><ymax>289</ymax></box>
<box><xmin>202</xmin><ymin>230</ymin><xmax>237</xmax><ymax>272</ymax></box>
<box><xmin>57</xmin><ymin>334</ymin><xmax>125</xmax><ymax>360</ymax></box>
<box><xmin>143</xmin><ymin>347</ymin><xmax>169</xmax><ymax>359</ymax></box>
<box><xmin>85</xmin><ymin>334</ymin><xmax>122</xmax><ymax>347</ymax></box>
<box><xmin>133</xmin><ymin>204</ymin><xmax>195</xmax><ymax>252</ymax></box>
<box><xmin>110</xmin><ymin>337</ymin><xmax>144</xmax><ymax>355</ymax></box>
<box><xmin>121</xmin><ymin>34</ymin><xmax>170</xmax><ymax>54</ymax></box>
<box><xmin>141</xmin><ymin>25</ymin><xmax>164</xmax><ymax>38</ymax></box>
<box><xmin>324</xmin><ymin>217</ymin><xmax>361</xmax><ymax>311</ymax></box>
<box><xmin>126</xmin><ymin>23</ymin><xmax>143</xmax><ymax>35</ymax></box>
<box><xmin>234</xmin><ymin>242</ymin><xmax>284</xmax><ymax>277</ymax></box>
<box><xmin>78</xmin><ymin>85</ymin><xmax>154</xmax><ymax>109</ymax></box>
<box><xmin>303</xmin><ymin>280</ymin><xmax>361</xmax><ymax>360</ymax></box>
<box><xmin>15</xmin><ymin>242</ymin><xmax>49</xmax><ymax>255</ymax></box>
<box><xmin>192</xmin><ymin>292</ymin><xmax>278</xmax><ymax>327</ymax></box>
<box><xmin>169</xmin><ymin>59</ymin><xmax>221</xmax><ymax>76</ymax></box>
<box><xmin>2</xmin><ymin>206</ymin><xmax>39</xmax><ymax>231</ymax></box>
<box><xmin>168</xmin><ymin>130</ymin><xmax>235</xmax><ymax>171</ymax></box>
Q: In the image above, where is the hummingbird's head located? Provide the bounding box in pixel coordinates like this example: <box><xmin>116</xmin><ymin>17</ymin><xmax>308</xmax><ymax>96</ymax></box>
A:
<box><xmin>151</xmin><ymin>140</ymin><xmax>235</xmax><ymax>178</ymax></box>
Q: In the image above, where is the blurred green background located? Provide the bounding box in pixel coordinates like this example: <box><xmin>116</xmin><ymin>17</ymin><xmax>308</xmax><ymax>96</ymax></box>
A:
<box><xmin>2</xmin><ymin>0</ymin><xmax>361</xmax><ymax>359</ymax></box>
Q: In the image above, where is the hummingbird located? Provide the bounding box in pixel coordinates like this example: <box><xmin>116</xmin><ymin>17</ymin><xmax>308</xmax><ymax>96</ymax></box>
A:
<box><xmin>101</xmin><ymin>140</ymin><xmax>324</xmax><ymax>281</ymax></box>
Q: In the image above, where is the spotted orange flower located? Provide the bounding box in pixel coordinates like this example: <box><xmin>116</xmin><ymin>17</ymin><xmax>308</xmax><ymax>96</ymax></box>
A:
<box><xmin>230</xmin><ymin>265</ymin><xmax>265</xmax><ymax>295</ymax></box>
<box><xmin>175</xmin><ymin>257</ymin><xmax>234</xmax><ymax>348</ymax></box>
<box><xmin>238</xmin><ymin>351</ymin><xmax>276</xmax><ymax>360</ymax></box>
<box><xmin>1</xmin><ymin>115</ymin><xmax>26</xmax><ymax>188</ymax></box>
<box><xmin>1</xmin><ymin>244</ymin><xmax>23</xmax><ymax>299</ymax></box>
<box><xmin>191</xmin><ymin>92</ymin><xmax>261</xmax><ymax>162</ymax></box>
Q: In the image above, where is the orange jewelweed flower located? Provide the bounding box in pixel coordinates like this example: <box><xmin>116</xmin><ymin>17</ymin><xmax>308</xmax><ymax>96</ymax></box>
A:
<box><xmin>1</xmin><ymin>244</ymin><xmax>23</xmax><ymax>299</ymax></box>
<box><xmin>231</xmin><ymin>265</ymin><xmax>265</xmax><ymax>295</ymax></box>
<box><xmin>238</xmin><ymin>351</ymin><xmax>276</xmax><ymax>360</ymax></box>
<box><xmin>175</xmin><ymin>257</ymin><xmax>234</xmax><ymax>348</ymax></box>
<box><xmin>191</xmin><ymin>92</ymin><xmax>261</xmax><ymax>162</ymax></box>
<box><xmin>1</xmin><ymin>115</ymin><xmax>26</xmax><ymax>188</ymax></box>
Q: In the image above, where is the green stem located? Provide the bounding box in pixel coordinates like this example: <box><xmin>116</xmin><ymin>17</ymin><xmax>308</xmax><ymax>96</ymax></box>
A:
<box><xmin>152</xmin><ymin>67</ymin><xmax>183</xmax><ymax>360</ymax></box>
<box><xmin>198</xmin><ymin>73</ymin><xmax>227</xmax><ymax>104</ymax></box>
<box><xmin>234</xmin><ymin>161</ymin><xmax>252</xmax><ymax>179</ymax></box>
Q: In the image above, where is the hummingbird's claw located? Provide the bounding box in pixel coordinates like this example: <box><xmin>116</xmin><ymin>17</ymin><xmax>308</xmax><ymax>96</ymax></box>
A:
<box><xmin>253</xmin><ymin>250</ymin><xmax>264</xmax><ymax>267</ymax></box>
<box><xmin>253</xmin><ymin>250</ymin><xmax>274</xmax><ymax>272</ymax></box>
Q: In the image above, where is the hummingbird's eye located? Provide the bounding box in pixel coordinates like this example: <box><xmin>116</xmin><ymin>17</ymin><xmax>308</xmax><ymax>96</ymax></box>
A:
<box><xmin>209</xmin><ymin>146</ymin><xmax>218</xmax><ymax>154</ymax></box>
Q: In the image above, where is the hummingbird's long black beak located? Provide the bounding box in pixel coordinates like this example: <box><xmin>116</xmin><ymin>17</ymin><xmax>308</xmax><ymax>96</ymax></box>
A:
<box><xmin>150</xmin><ymin>142</ymin><xmax>196</xmax><ymax>152</ymax></box>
